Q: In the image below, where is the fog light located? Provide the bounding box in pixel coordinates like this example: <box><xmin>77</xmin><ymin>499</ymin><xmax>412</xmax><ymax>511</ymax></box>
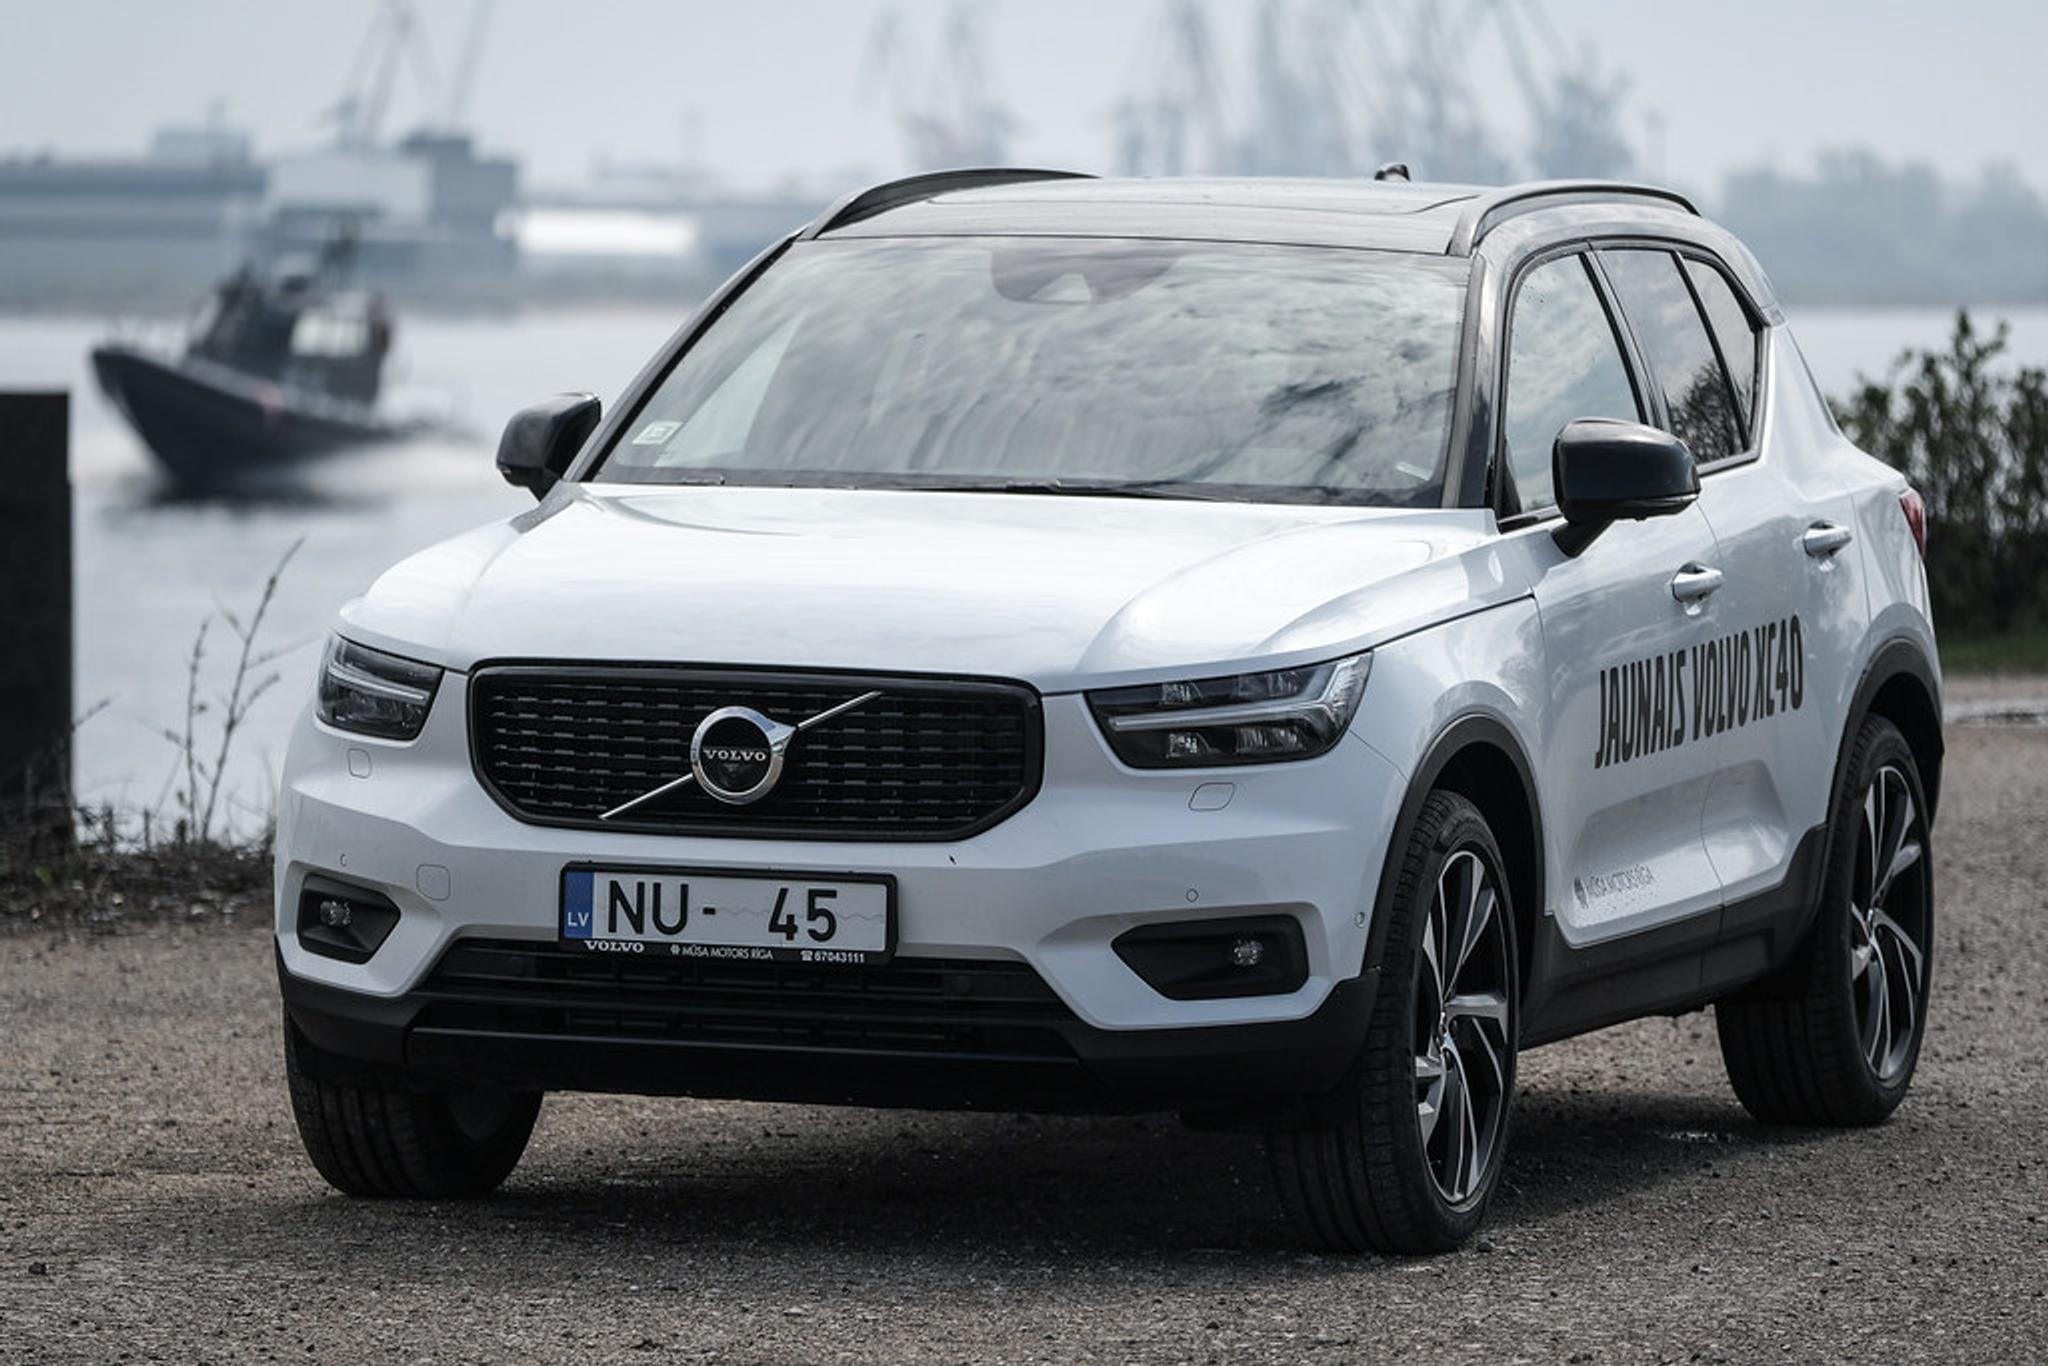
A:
<box><xmin>1113</xmin><ymin>914</ymin><xmax>1307</xmax><ymax>1000</ymax></box>
<box><xmin>297</xmin><ymin>876</ymin><xmax>401</xmax><ymax>963</ymax></box>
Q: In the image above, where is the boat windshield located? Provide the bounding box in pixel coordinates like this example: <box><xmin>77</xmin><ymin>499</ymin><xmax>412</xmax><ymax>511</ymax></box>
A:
<box><xmin>592</xmin><ymin>237</ymin><xmax>1469</xmax><ymax>506</ymax></box>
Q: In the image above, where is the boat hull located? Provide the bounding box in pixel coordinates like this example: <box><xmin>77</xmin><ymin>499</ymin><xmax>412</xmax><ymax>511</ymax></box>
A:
<box><xmin>91</xmin><ymin>344</ymin><xmax>415</xmax><ymax>492</ymax></box>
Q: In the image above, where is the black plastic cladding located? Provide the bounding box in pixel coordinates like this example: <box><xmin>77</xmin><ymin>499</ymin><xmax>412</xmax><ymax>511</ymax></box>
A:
<box><xmin>803</xmin><ymin>167</ymin><xmax>1099</xmax><ymax>238</ymax></box>
<box><xmin>418</xmin><ymin>939</ymin><xmax>1078</xmax><ymax>1061</ymax></box>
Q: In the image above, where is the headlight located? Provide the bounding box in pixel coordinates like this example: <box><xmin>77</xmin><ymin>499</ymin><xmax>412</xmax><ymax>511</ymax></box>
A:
<box><xmin>1087</xmin><ymin>653</ymin><xmax>1370</xmax><ymax>768</ymax></box>
<box><xmin>317</xmin><ymin>637</ymin><xmax>443</xmax><ymax>740</ymax></box>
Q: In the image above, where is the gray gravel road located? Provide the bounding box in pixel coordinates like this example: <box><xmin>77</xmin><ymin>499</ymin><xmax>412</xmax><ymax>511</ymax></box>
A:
<box><xmin>4</xmin><ymin>724</ymin><xmax>2046</xmax><ymax>1364</ymax></box>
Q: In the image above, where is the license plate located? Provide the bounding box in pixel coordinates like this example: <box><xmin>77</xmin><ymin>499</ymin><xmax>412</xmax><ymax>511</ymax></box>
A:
<box><xmin>559</xmin><ymin>865</ymin><xmax>894</xmax><ymax>964</ymax></box>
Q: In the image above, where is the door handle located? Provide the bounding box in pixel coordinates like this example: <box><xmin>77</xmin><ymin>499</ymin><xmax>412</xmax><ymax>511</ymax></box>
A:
<box><xmin>1802</xmin><ymin>521</ymin><xmax>1854</xmax><ymax>558</ymax></box>
<box><xmin>1669</xmin><ymin>563</ymin><xmax>1724</xmax><ymax>606</ymax></box>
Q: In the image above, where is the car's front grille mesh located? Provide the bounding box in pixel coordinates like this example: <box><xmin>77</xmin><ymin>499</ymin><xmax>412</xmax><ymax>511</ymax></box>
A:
<box><xmin>469</xmin><ymin>666</ymin><xmax>1041</xmax><ymax>839</ymax></box>
<box><xmin>416</xmin><ymin>939</ymin><xmax>1079</xmax><ymax>1061</ymax></box>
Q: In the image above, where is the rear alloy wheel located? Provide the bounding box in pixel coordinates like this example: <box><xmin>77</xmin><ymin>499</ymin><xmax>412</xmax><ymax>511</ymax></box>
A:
<box><xmin>1718</xmin><ymin>714</ymin><xmax>1933</xmax><ymax>1125</ymax></box>
<box><xmin>1268</xmin><ymin>790</ymin><xmax>1517</xmax><ymax>1253</ymax></box>
<box><xmin>1849</xmin><ymin>764</ymin><xmax>1931</xmax><ymax>1081</ymax></box>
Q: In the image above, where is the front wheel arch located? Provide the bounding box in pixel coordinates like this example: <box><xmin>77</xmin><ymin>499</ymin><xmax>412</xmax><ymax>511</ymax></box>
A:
<box><xmin>1370</xmin><ymin>715</ymin><xmax>1544</xmax><ymax>1006</ymax></box>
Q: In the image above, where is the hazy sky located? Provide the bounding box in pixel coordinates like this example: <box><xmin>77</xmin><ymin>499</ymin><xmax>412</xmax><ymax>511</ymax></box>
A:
<box><xmin>4</xmin><ymin>1</ymin><xmax>2044</xmax><ymax>200</ymax></box>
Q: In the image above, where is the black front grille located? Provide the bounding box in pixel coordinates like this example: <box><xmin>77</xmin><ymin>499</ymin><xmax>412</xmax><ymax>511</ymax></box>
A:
<box><xmin>415</xmin><ymin>939</ymin><xmax>1079</xmax><ymax>1062</ymax></box>
<box><xmin>469</xmin><ymin>665</ymin><xmax>1041</xmax><ymax>840</ymax></box>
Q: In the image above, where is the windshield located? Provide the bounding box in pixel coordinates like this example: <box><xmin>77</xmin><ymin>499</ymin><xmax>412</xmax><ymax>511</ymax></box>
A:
<box><xmin>593</xmin><ymin>237</ymin><xmax>1468</xmax><ymax>505</ymax></box>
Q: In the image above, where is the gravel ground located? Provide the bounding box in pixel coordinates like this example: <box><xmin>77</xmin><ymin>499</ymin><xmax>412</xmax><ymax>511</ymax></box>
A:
<box><xmin>1939</xmin><ymin>674</ymin><xmax>2048</xmax><ymax>707</ymax></box>
<box><xmin>4</xmin><ymin>724</ymin><xmax>2045</xmax><ymax>1364</ymax></box>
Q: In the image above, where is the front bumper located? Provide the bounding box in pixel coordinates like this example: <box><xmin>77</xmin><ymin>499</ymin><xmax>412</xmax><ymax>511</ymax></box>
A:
<box><xmin>279</xmin><ymin>943</ymin><xmax>1380</xmax><ymax>1114</ymax></box>
<box><xmin>276</xmin><ymin>674</ymin><xmax>1407</xmax><ymax>1111</ymax></box>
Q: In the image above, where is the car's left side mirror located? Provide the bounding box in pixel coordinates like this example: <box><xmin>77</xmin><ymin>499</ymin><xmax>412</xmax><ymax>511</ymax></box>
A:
<box><xmin>1551</xmin><ymin>417</ymin><xmax>1699</xmax><ymax>555</ymax></box>
<box><xmin>497</xmin><ymin>393</ymin><xmax>601</xmax><ymax>498</ymax></box>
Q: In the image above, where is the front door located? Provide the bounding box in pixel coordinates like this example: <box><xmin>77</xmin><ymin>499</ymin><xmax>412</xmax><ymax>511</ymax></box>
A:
<box><xmin>1494</xmin><ymin>251</ymin><xmax>1728</xmax><ymax>947</ymax></box>
<box><xmin>1525</xmin><ymin>512</ymin><xmax>1730</xmax><ymax>943</ymax></box>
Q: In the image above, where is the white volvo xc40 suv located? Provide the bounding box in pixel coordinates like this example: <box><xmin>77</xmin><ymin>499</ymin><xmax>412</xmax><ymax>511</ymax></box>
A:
<box><xmin>276</xmin><ymin>172</ymin><xmax>1942</xmax><ymax>1253</ymax></box>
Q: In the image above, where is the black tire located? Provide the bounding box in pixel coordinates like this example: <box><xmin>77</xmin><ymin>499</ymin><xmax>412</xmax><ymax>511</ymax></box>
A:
<box><xmin>1268</xmin><ymin>790</ymin><xmax>1518</xmax><ymax>1254</ymax></box>
<box><xmin>1717</xmin><ymin>714</ymin><xmax>1934</xmax><ymax>1126</ymax></box>
<box><xmin>283</xmin><ymin>1016</ymin><xmax>542</xmax><ymax>1198</ymax></box>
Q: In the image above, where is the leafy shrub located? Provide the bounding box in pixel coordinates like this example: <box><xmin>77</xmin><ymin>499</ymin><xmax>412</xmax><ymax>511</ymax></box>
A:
<box><xmin>1835</xmin><ymin>310</ymin><xmax>2048</xmax><ymax>637</ymax></box>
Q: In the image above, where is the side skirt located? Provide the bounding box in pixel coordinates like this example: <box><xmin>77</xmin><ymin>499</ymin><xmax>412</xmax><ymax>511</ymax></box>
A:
<box><xmin>1519</xmin><ymin>822</ymin><xmax>1827</xmax><ymax>1048</ymax></box>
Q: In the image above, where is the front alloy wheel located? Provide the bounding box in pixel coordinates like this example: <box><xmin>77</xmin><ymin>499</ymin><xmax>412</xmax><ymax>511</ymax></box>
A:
<box><xmin>283</xmin><ymin>1016</ymin><xmax>542</xmax><ymax>1197</ymax></box>
<box><xmin>1268</xmin><ymin>790</ymin><xmax>1518</xmax><ymax>1253</ymax></box>
<box><xmin>1413</xmin><ymin>849</ymin><xmax>1512</xmax><ymax>1205</ymax></box>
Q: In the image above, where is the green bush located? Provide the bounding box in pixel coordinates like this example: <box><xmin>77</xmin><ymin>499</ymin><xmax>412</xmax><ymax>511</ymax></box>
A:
<box><xmin>1835</xmin><ymin>310</ymin><xmax>2048</xmax><ymax>637</ymax></box>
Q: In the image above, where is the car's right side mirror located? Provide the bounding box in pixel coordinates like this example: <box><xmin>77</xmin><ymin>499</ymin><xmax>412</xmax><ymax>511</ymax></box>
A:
<box><xmin>1550</xmin><ymin>417</ymin><xmax>1699</xmax><ymax>556</ymax></box>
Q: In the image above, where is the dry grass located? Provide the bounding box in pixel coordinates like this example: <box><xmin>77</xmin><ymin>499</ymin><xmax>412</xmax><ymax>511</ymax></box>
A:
<box><xmin>0</xmin><ymin>812</ymin><xmax>270</xmax><ymax>934</ymax></box>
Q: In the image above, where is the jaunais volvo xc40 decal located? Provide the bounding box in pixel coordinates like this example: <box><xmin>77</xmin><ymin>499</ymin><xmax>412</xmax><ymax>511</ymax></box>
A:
<box><xmin>1593</xmin><ymin>615</ymin><xmax>1805</xmax><ymax>770</ymax></box>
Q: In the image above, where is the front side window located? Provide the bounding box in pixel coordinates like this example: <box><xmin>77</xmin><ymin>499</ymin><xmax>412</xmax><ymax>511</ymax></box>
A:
<box><xmin>1499</xmin><ymin>253</ymin><xmax>1641</xmax><ymax>515</ymax></box>
<box><xmin>1600</xmin><ymin>248</ymin><xmax>1743</xmax><ymax>463</ymax></box>
<box><xmin>593</xmin><ymin>238</ymin><xmax>1469</xmax><ymax>505</ymax></box>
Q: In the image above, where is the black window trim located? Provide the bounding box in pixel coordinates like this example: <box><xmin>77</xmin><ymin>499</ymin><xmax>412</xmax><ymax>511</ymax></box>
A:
<box><xmin>1675</xmin><ymin>250</ymin><xmax>1765</xmax><ymax>451</ymax></box>
<box><xmin>1590</xmin><ymin>237</ymin><xmax>1768</xmax><ymax>478</ymax></box>
<box><xmin>1488</xmin><ymin>240</ymin><xmax>1655</xmax><ymax>531</ymax></box>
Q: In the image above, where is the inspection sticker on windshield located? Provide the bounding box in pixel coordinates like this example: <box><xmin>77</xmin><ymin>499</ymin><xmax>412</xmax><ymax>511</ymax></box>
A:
<box><xmin>631</xmin><ymin>420</ymin><xmax>682</xmax><ymax>446</ymax></box>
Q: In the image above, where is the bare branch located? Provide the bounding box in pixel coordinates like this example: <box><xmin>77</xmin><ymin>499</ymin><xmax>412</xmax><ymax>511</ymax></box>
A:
<box><xmin>198</xmin><ymin>538</ymin><xmax>304</xmax><ymax>838</ymax></box>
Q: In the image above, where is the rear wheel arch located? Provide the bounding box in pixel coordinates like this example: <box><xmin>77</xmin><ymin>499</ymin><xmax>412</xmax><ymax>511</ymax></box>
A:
<box><xmin>1719</xmin><ymin>638</ymin><xmax>1942</xmax><ymax>1007</ymax></box>
<box><xmin>1842</xmin><ymin>639</ymin><xmax>1944</xmax><ymax>821</ymax></box>
<box><xmin>1372</xmin><ymin>715</ymin><xmax>1543</xmax><ymax>1001</ymax></box>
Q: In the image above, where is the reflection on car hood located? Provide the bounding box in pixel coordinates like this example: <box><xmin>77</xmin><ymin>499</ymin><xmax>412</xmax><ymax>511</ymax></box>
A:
<box><xmin>338</xmin><ymin>484</ymin><xmax>1523</xmax><ymax>690</ymax></box>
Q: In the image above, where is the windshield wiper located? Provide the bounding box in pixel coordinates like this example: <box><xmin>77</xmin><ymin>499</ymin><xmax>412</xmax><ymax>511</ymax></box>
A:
<box><xmin>944</xmin><ymin>478</ymin><xmax>1229</xmax><ymax>502</ymax></box>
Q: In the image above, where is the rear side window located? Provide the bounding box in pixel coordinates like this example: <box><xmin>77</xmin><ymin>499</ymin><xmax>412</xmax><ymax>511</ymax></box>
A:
<box><xmin>1683</xmin><ymin>257</ymin><xmax>1759</xmax><ymax>435</ymax></box>
<box><xmin>1600</xmin><ymin>248</ymin><xmax>1743</xmax><ymax>463</ymax></box>
<box><xmin>1499</xmin><ymin>254</ymin><xmax>1641</xmax><ymax>515</ymax></box>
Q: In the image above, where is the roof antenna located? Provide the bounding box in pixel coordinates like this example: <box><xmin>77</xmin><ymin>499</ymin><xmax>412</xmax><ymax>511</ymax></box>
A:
<box><xmin>1373</xmin><ymin>161</ymin><xmax>1411</xmax><ymax>182</ymax></box>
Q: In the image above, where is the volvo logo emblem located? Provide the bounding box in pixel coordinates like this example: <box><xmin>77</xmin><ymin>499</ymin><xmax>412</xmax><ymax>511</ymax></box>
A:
<box><xmin>689</xmin><ymin>707</ymin><xmax>791</xmax><ymax>805</ymax></box>
<box><xmin>598</xmin><ymin>689</ymin><xmax>884</xmax><ymax>820</ymax></box>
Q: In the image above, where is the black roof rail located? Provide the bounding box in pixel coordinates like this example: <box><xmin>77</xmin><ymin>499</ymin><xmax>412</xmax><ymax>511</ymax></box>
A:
<box><xmin>800</xmin><ymin>167</ymin><xmax>1097</xmax><ymax>239</ymax></box>
<box><xmin>1449</xmin><ymin>180</ymin><xmax>1699</xmax><ymax>254</ymax></box>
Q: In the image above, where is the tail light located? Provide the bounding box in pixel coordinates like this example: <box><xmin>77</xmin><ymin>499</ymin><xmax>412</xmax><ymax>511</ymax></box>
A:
<box><xmin>1899</xmin><ymin>488</ymin><xmax>1928</xmax><ymax>558</ymax></box>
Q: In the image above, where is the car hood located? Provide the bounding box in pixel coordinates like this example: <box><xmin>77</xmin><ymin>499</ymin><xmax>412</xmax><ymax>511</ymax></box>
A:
<box><xmin>339</xmin><ymin>484</ymin><xmax>1523</xmax><ymax>691</ymax></box>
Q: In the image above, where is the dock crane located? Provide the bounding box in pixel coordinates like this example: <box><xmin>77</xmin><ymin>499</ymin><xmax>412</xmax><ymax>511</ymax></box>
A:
<box><xmin>327</xmin><ymin>0</ymin><xmax>496</xmax><ymax>147</ymax></box>
<box><xmin>328</xmin><ymin>0</ymin><xmax>439</xmax><ymax>148</ymax></box>
<box><xmin>862</xmin><ymin>2</ymin><xmax>1017</xmax><ymax>169</ymax></box>
<box><xmin>1113</xmin><ymin>0</ymin><xmax>1231</xmax><ymax>177</ymax></box>
<box><xmin>441</xmin><ymin>0</ymin><xmax>495</xmax><ymax>134</ymax></box>
<box><xmin>1113</xmin><ymin>0</ymin><xmax>1636</xmax><ymax>183</ymax></box>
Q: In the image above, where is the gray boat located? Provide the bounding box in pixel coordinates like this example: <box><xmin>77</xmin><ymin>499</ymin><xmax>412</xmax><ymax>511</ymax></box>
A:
<box><xmin>93</xmin><ymin>238</ymin><xmax>426</xmax><ymax>492</ymax></box>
